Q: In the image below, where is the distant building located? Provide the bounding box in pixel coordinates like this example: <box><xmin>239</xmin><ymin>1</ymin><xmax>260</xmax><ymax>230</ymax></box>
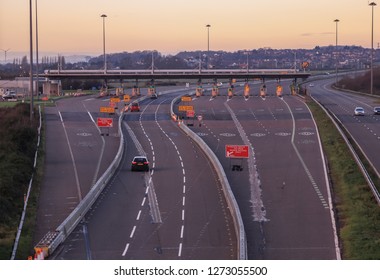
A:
<box><xmin>0</xmin><ymin>78</ymin><xmax>61</xmax><ymax>97</ymax></box>
<box><xmin>0</xmin><ymin>79</ymin><xmax>30</xmax><ymax>97</ymax></box>
<box><xmin>43</xmin><ymin>80</ymin><xmax>62</xmax><ymax>96</ymax></box>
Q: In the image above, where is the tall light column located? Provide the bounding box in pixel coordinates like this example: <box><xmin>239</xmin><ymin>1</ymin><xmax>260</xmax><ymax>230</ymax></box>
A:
<box><xmin>246</xmin><ymin>50</ymin><xmax>250</xmax><ymax>72</ymax></box>
<box><xmin>206</xmin><ymin>24</ymin><xmax>211</xmax><ymax>69</ymax></box>
<box><xmin>35</xmin><ymin>0</ymin><xmax>39</xmax><ymax>99</ymax></box>
<box><xmin>101</xmin><ymin>14</ymin><xmax>107</xmax><ymax>73</ymax></box>
<box><xmin>369</xmin><ymin>2</ymin><xmax>376</xmax><ymax>95</ymax></box>
<box><xmin>29</xmin><ymin>0</ymin><xmax>34</xmax><ymax>120</ymax></box>
<box><xmin>334</xmin><ymin>19</ymin><xmax>339</xmax><ymax>87</ymax></box>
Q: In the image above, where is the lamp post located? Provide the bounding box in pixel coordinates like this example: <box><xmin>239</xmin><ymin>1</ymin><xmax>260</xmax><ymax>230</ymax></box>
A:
<box><xmin>369</xmin><ymin>2</ymin><xmax>376</xmax><ymax>95</ymax></box>
<box><xmin>35</xmin><ymin>0</ymin><xmax>39</xmax><ymax>99</ymax></box>
<box><xmin>101</xmin><ymin>14</ymin><xmax>107</xmax><ymax>73</ymax></box>
<box><xmin>246</xmin><ymin>50</ymin><xmax>250</xmax><ymax>72</ymax></box>
<box><xmin>206</xmin><ymin>24</ymin><xmax>211</xmax><ymax>69</ymax></box>
<box><xmin>334</xmin><ymin>19</ymin><xmax>339</xmax><ymax>87</ymax></box>
<box><xmin>29</xmin><ymin>0</ymin><xmax>34</xmax><ymax>121</ymax></box>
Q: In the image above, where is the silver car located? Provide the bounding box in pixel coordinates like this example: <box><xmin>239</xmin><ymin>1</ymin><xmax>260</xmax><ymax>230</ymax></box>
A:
<box><xmin>354</xmin><ymin>107</ymin><xmax>365</xmax><ymax>116</ymax></box>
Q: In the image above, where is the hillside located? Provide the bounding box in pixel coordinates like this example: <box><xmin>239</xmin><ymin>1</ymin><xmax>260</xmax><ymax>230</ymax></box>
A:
<box><xmin>338</xmin><ymin>68</ymin><xmax>380</xmax><ymax>95</ymax></box>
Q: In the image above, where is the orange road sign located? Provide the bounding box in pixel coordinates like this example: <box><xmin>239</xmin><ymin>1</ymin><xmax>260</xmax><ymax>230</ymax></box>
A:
<box><xmin>124</xmin><ymin>94</ymin><xmax>131</xmax><ymax>102</ymax></box>
<box><xmin>179</xmin><ymin>105</ymin><xmax>194</xmax><ymax>112</ymax></box>
<box><xmin>181</xmin><ymin>96</ymin><xmax>192</xmax><ymax>102</ymax></box>
<box><xmin>100</xmin><ymin>107</ymin><xmax>115</xmax><ymax>113</ymax></box>
<box><xmin>111</xmin><ymin>97</ymin><xmax>121</xmax><ymax>103</ymax></box>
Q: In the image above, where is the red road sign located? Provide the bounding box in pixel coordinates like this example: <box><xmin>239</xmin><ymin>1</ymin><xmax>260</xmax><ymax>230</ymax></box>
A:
<box><xmin>225</xmin><ymin>145</ymin><xmax>249</xmax><ymax>158</ymax></box>
<box><xmin>186</xmin><ymin>110</ymin><xmax>195</xmax><ymax>117</ymax></box>
<box><xmin>97</xmin><ymin>117</ymin><xmax>113</xmax><ymax>128</ymax></box>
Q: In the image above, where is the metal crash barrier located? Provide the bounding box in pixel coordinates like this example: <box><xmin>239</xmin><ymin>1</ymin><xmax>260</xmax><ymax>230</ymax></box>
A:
<box><xmin>35</xmin><ymin>109</ymin><xmax>126</xmax><ymax>258</ymax></box>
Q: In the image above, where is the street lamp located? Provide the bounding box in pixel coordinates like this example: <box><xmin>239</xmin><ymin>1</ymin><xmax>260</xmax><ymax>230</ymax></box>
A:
<box><xmin>246</xmin><ymin>50</ymin><xmax>250</xmax><ymax>72</ymax></box>
<box><xmin>206</xmin><ymin>24</ymin><xmax>211</xmax><ymax>69</ymax></box>
<box><xmin>334</xmin><ymin>19</ymin><xmax>339</xmax><ymax>87</ymax></box>
<box><xmin>29</xmin><ymin>0</ymin><xmax>34</xmax><ymax>121</ymax></box>
<box><xmin>35</xmin><ymin>0</ymin><xmax>39</xmax><ymax>99</ymax></box>
<box><xmin>101</xmin><ymin>14</ymin><xmax>107</xmax><ymax>72</ymax></box>
<box><xmin>369</xmin><ymin>2</ymin><xmax>376</xmax><ymax>95</ymax></box>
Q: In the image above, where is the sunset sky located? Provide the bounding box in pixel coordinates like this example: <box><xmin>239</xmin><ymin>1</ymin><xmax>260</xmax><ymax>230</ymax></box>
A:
<box><xmin>0</xmin><ymin>0</ymin><xmax>378</xmax><ymax>60</ymax></box>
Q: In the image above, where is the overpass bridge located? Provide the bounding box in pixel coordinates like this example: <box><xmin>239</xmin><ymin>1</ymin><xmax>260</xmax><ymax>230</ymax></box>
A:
<box><xmin>42</xmin><ymin>68</ymin><xmax>310</xmax><ymax>81</ymax></box>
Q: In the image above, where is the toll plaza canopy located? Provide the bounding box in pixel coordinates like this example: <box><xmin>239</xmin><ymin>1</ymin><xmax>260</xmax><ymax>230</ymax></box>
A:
<box><xmin>42</xmin><ymin>69</ymin><xmax>310</xmax><ymax>81</ymax></box>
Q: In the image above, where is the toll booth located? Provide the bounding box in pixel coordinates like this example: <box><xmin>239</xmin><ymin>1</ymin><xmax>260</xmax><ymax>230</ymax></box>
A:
<box><xmin>132</xmin><ymin>86</ymin><xmax>140</xmax><ymax>97</ymax></box>
<box><xmin>148</xmin><ymin>85</ymin><xmax>156</xmax><ymax>96</ymax></box>
<box><xmin>244</xmin><ymin>83</ymin><xmax>250</xmax><ymax>99</ymax></box>
<box><xmin>260</xmin><ymin>84</ymin><xmax>267</xmax><ymax>98</ymax></box>
<box><xmin>211</xmin><ymin>85</ymin><xmax>219</xmax><ymax>97</ymax></box>
<box><xmin>116</xmin><ymin>87</ymin><xmax>124</xmax><ymax>96</ymax></box>
<box><xmin>195</xmin><ymin>86</ymin><xmax>203</xmax><ymax>97</ymax></box>
<box><xmin>276</xmin><ymin>84</ymin><xmax>283</xmax><ymax>97</ymax></box>
<box><xmin>227</xmin><ymin>87</ymin><xmax>234</xmax><ymax>99</ymax></box>
<box><xmin>290</xmin><ymin>84</ymin><xmax>297</xmax><ymax>96</ymax></box>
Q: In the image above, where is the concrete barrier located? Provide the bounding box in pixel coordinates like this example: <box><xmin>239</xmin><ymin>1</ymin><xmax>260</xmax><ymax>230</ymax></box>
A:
<box><xmin>171</xmin><ymin>95</ymin><xmax>247</xmax><ymax>260</ymax></box>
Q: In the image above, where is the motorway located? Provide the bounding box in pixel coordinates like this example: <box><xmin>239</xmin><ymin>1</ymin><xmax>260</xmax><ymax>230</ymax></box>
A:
<box><xmin>309</xmin><ymin>79</ymin><xmax>380</xmax><ymax>180</ymax></box>
<box><xmin>37</xmin><ymin>81</ymin><xmax>344</xmax><ymax>260</ymax></box>
<box><xmin>48</xmin><ymin>88</ymin><xmax>237</xmax><ymax>260</ymax></box>
<box><xmin>178</xmin><ymin>81</ymin><xmax>340</xmax><ymax>259</ymax></box>
<box><xmin>33</xmin><ymin>95</ymin><xmax>120</xmax><ymax>246</ymax></box>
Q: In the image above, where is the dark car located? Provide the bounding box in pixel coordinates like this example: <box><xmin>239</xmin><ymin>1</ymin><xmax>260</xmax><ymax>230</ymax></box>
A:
<box><xmin>150</xmin><ymin>94</ymin><xmax>158</xmax><ymax>99</ymax></box>
<box><xmin>374</xmin><ymin>107</ymin><xmax>380</xmax><ymax>115</ymax></box>
<box><xmin>131</xmin><ymin>156</ymin><xmax>149</xmax><ymax>171</ymax></box>
<box><xmin>130</xmin><ymin>102</ymin><xmax>140</xmax><ymax>112</ymax></box>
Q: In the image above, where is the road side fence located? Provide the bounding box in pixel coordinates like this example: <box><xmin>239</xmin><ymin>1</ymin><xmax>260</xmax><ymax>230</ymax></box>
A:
<box><xmin>170</xmin><ymin>95</ymin><xmax>247</xmax><ymax>260</ymax></box>
<box><xmin>310</xmin><ymin>95</ymin><xmax>380</xmax><ymax>206</ymax></box>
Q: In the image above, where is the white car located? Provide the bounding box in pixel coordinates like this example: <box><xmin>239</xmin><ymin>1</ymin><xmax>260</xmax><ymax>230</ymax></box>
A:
<box><xmin>354</xmin><ymin>107</ymin><xmax>365</xmax><ymax>116</ymax></box>
<box><xmin>373</xmin><ymin>107</ymin><xmax>380</xmax><ymax>115</ymax></box>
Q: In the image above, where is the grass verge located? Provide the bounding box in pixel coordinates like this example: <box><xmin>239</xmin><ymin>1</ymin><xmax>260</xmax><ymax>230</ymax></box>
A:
<box><xmin>15</xmin><ymin>117</ymin><xmax>45</xmax><ymax>260</ymax></box>
<box><xmin>308</xmin><ymin>99</ymin><xmax>380</xmax><ymax>259</ymax></box>
<box><xmin>0</xmin><ymin>105</ymin><xmax>45</xmax><ymax>259</ymax></box>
